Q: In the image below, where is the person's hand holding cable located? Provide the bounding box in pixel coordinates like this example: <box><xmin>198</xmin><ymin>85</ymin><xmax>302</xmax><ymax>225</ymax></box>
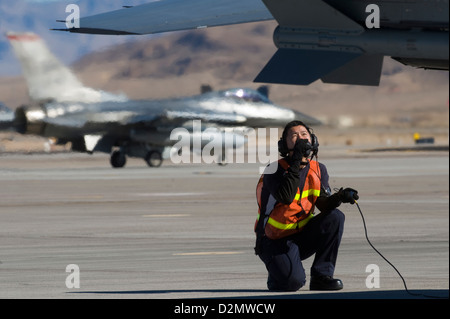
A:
<box><xmin>337</xmin><ymin>187</ymin><xmax>359</xmax><ymax>204</ymax></box>
<box><xmin>316</xmin><ymin>187</ymin><xmax>359</xmax><ymax>212</ymax></box>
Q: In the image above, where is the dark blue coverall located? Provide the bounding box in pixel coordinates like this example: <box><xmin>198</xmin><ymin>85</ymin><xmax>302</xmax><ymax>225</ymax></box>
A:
<box><xmin>255</xmin><ymin>158</ymin><xmax>345</xmax><ymax>291</ymax></box>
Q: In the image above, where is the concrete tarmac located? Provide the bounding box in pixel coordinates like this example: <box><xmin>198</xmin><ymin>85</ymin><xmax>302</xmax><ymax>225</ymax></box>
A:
<box><xmin>0</xmin><ymin>149</ymin><xmax>448</xmax><ymax>299</ymax></box>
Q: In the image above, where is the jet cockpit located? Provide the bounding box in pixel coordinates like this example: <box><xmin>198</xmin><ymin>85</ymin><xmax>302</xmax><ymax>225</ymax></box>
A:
<box><xmin>223</xmin><ymin>88</ymin><xmax>271</xmax><ymax>104</ymax></box>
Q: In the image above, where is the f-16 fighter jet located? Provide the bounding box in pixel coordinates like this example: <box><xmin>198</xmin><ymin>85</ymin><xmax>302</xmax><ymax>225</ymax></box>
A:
<box><xmin>3</xmin><ymin>32</ymin><xmax>319</xmax><ymax>168</ymax></box>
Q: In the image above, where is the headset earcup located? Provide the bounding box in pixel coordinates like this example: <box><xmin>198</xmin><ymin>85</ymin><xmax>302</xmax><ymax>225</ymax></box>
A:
<box><xmin>278</xmin><ymin>138</ymin><xmax>288</xmax><ymax>157</ymax></box>
<box><xmin>311</xmin><ymin>134</ymin><xmax>319</xmax><ymax>156</ymax></box>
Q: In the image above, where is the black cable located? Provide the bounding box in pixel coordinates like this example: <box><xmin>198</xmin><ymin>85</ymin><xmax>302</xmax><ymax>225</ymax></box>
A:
<box><xmin>355</xmin><ymin>201</ymin><xmax>447</xmax><ymax>299</ymax></box>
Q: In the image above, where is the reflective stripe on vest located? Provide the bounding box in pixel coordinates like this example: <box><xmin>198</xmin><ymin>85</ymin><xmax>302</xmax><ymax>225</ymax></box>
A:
<box><xmin>266</xmin><ymin>212</ymin><xmax>315</xmax><ymax>231</ymax></box>
<box><xmin>256</xmin><ymin>159</ymin><xmax>321</xmax><ymax>240</ymax></box>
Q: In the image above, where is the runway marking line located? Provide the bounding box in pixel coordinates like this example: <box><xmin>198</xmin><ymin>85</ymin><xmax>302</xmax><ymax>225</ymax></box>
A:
<box><xmin>173</xmin><ymin>251</ymin><xmax>244</xmax><ymax>256</ymax></box>
<box><xmin>142</xmin><ymin>214</ymin><xmax>191</xmax><ymax>218</ymax></box>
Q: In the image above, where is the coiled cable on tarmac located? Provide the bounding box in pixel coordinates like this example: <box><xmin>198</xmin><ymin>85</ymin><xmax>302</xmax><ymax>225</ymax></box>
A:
<box><xmin>355</xmin><ymin>201</ymin><xmax>447</xmax><ymax>299</ymax></box>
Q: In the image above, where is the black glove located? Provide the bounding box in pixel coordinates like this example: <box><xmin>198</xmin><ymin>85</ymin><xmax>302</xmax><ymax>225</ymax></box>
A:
<box><xmin>337</xmin><ymin>187</ymin><xmax>359</xmax><ymax>204</ymax></box>
<box><xmin>292</xmin><ymin>139</ymin><xmax>312</xmax><ymax>163</ymax></box>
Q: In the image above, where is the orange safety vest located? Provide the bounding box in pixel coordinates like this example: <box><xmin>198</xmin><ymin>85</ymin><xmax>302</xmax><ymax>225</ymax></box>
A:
<box><xmin>255</xmin><ymin>159</ymin><xmax>321</xmax><ymax>240</ymax></box>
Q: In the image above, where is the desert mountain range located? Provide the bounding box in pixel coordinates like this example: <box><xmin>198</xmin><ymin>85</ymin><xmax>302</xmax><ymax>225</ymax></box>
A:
<box><xmin>1</xmin><ymin>21</ymin><xmax>449</xmax><ymax>150</ymax></box>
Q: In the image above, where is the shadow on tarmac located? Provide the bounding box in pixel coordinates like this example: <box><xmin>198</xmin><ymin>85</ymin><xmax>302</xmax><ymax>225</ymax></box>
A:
<box><xmin>69</xmin><ymin>289</ymin><xmax>448</xmax><ymax>299</ymax></box>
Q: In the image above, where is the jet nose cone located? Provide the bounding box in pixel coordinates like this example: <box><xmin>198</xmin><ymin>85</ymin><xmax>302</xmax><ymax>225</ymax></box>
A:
<box><xmin>293</xmin><ymin>110</ymin><xmax>322</xmax><ymax>127</ymax></box>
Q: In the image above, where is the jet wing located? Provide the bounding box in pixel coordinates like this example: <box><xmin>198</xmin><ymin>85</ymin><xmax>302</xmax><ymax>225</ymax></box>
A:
<box><xmin>58</xmin><ymin>0</ymin><xmax>274</xmax><ymax>35</ymax></box>
<box><xmin>164</xmin><ymin>110</ymin><xmax>246</xmax><ymax>125</ymax></box>
<box><xmin>41</xmin><ymin>100</ymin><xmax>248</xmax><ymax>131</ymax></box>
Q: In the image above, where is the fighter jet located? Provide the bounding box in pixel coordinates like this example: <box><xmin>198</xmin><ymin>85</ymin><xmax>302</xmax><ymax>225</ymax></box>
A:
<box><xmin>3</xmin><ymin>32</ymin><xmax>320</xmax><ymax>168</ymax></box>
<box><xmin>55</xmin><ymin>0</ymin><xmax>449</xmax><ymax>86</ymax></box>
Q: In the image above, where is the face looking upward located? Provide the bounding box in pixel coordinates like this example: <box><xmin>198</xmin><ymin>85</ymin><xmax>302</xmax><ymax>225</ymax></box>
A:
<box><xmin>285</xmin><ymin>125</ymin><xmax>312</xmax><ymax>152</ymax></box>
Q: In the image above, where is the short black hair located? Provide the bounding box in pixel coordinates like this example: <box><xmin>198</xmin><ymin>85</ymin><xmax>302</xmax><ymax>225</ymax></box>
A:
<box><xmin>281</xmin><ymin>120</ymin><xmax>313</xmax><ymax>141</ymax></box>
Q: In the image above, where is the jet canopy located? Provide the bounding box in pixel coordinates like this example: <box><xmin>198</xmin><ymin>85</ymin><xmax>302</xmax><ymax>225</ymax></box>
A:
<box><xmin>222</xmin><ymin>88</ymin><xmax>271</xmax><ymax>104</ymax></box>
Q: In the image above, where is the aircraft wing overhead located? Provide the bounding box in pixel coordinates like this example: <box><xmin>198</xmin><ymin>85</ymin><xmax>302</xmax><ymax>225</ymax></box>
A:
<box><xmin>58</xmin><ymin>0</ymin><xmax>449</xmax><ymax>87</ymax></box>
<box><xmin>60</xmin><ymin>0</ymin><xmax>274</xmax><ymax>35</ymax></box>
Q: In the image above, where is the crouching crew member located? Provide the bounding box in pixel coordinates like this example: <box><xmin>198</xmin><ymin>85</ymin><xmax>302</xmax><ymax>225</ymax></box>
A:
<box><xmin>254</xmin><ymin>120</ymin><xmax>359</xmax><ymax>291</ymax></box>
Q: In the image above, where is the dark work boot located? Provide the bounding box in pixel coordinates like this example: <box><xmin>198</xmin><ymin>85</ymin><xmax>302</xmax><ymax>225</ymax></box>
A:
<box><xmin>310</xmin><ymin>275</ymin><xmax>343</xmax><ymax>291</ymax></box>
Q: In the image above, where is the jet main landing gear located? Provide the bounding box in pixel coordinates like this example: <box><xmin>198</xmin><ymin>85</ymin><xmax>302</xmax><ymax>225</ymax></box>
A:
<box><xmin>145</xmin><ymin>151</ymin><xmax>163</xmax><ymax>168</ymax></box>
<box><xmin>109</xmin><ymin>148</ymin><xmax>163</xmax><ymax>169</ymax></box>
<box><xmin>110</xmin><ymin>150</ymin><xmax>126</xmax><ymax>168</ymax></box>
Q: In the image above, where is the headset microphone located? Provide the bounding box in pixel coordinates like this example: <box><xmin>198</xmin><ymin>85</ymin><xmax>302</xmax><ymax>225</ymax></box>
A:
<box><xmin>278</xmin><ymin>135</ymin><xmax>319</xmax><ymax>159</ymax></box>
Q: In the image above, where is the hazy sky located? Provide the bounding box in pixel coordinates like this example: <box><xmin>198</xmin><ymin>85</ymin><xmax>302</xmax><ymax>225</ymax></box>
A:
<box><xmin>0</xmin><ymin>0</ymin><xmax>151</xmax><ymax>76</ymax></box>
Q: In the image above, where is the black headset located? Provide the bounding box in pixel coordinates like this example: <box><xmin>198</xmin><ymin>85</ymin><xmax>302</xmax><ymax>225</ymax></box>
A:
<box><xmin>278</xmin><ymin>121</ymin><xmax>319</xmax><ymax>158</ymax></box>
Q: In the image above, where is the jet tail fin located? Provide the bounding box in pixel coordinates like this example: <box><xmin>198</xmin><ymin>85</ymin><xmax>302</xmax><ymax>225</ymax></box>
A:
<box><xmin>6</xmin><ymin>32</ymin><xmax>124</xmax><ymax>103</ymax></box>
